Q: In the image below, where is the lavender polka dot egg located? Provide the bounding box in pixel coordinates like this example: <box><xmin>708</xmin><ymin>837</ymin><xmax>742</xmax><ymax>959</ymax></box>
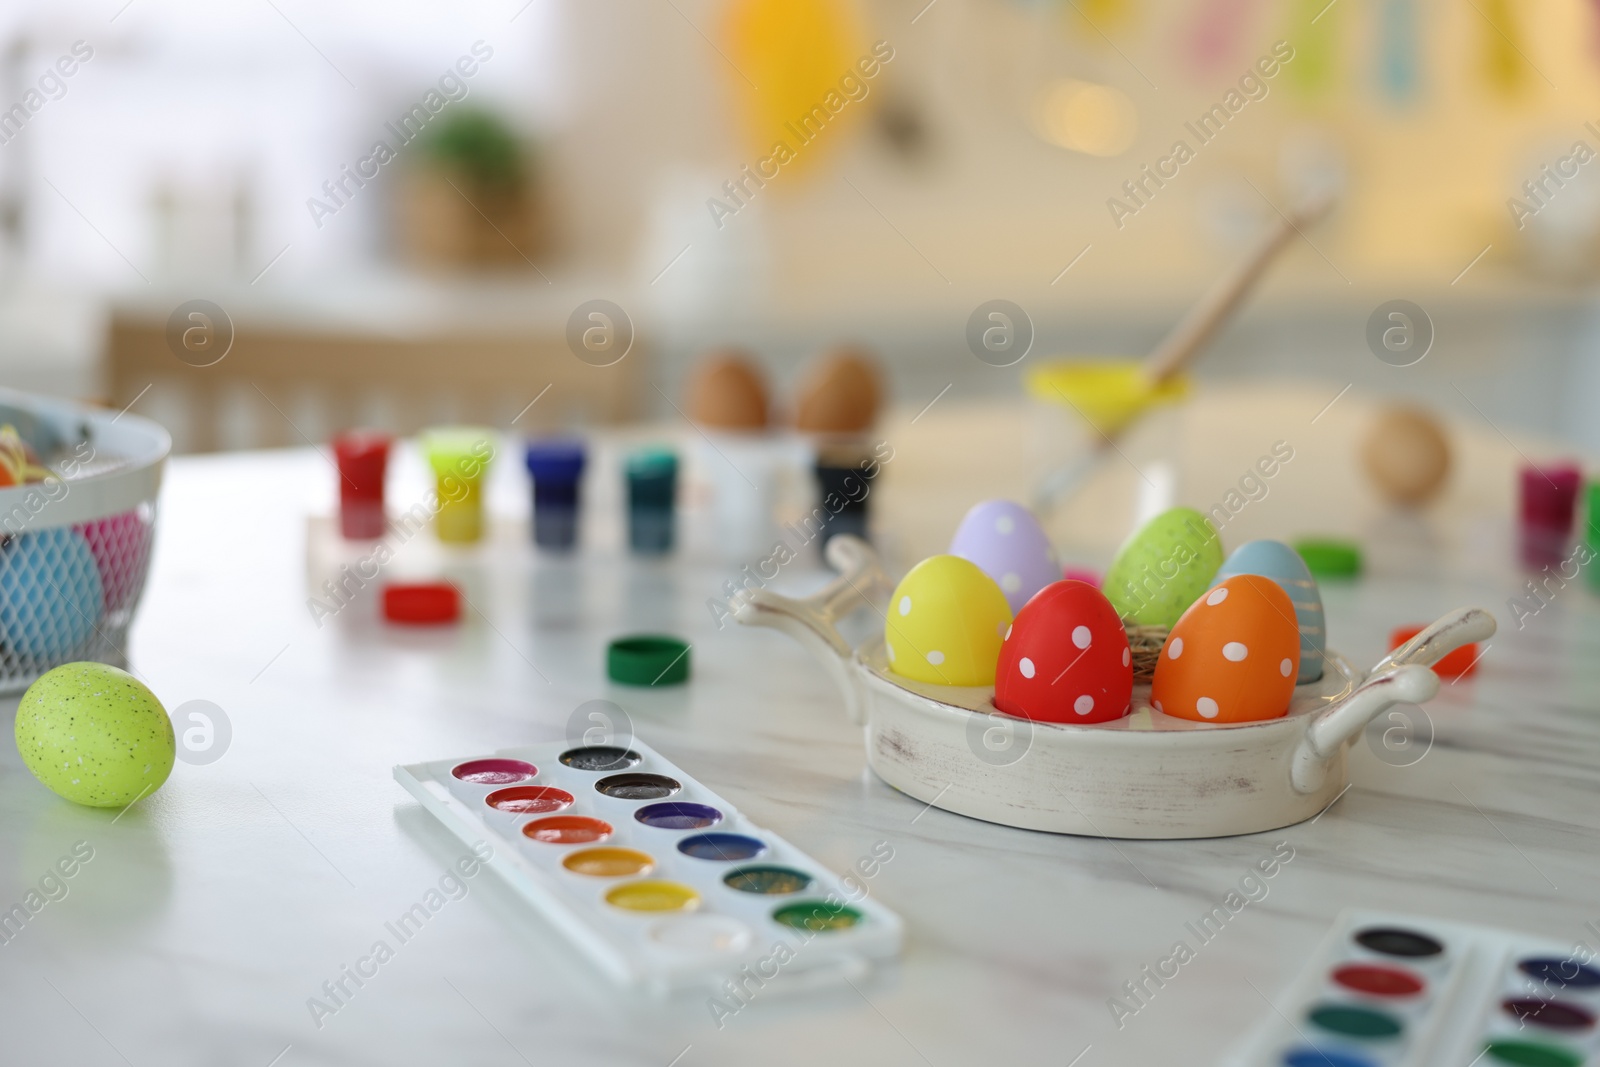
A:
<box><xmin>949</xmin><ymin>500</ymin><xmax>1059</xmax><ymax>615</ymax></box>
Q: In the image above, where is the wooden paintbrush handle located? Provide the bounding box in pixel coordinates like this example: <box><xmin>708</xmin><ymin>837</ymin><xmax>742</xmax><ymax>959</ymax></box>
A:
<box><xmin>1141</xmin><ymin>194</ymin><xmax>1335</xmax><ymax>386</ymax></box>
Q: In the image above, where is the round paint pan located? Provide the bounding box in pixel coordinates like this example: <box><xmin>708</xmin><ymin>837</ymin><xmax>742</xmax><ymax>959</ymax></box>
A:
<box><xmin>1480</xmin><ymin>1039</ymin><xmax>1584</xmax><ymax>1067</ymax></box>
<box><xmin>452</xmin><ymin>758</ymin><xmax>537</xmax><ymax>785</ymax></box>
<box><xmin>522</xmin><ymin>815</ymin><xmax>614</xmax><ymax>845</ymax></box>
<box><xmin>1351</xmin><ymin>926</ymin><xmax>1446</xmax><ymax>966</ymax></box>
<box><xmin>634</xmin><ymin>802</ymin><xmax>722</xmax><ymax>830</ymax></box>
<box><xmin>563</xmin><ymin>848</ymin><xmax>655</xmax><ymax>878</ymax></box>
<box><xmin>1280</xmin><ymin>1050</ymin><xmax>1378</xmax><ymax>1067</ymax></box>
<box><xmin>605</xmin><ymin>880</ymin><xmax>700</xmax><ymax>913</ymax></box>
<box><xmin>1518</xmin><ymin>958</ymin><xmax>1600</xmax><ymax>992</ymax></box>
<box><xmin>559</xmin><ymin>746</ymin><xmax>642</xmax><ymax>772</ymax></box>
<box><xmin>1500</xmin><ymin>998</ymin><xmax>1596</xmax><ymax>1034</ymax></box>
<box><xmin>677</xmin><ymin>833</ymin><xmax>765</xmax><ymax>861</ymax></box>
<box><xmin>1330</xmin><ymin>963</ymin><xmax>1427</xmax><ymax>1000</ymax></box>
<box><xmin>1305</xmin><ymin>1003</ymin><xmax>1403</xmax><ymax>1042</ymax></box>
<box><xmin>649</xmin><ymin>915</ymin><xmax>752</xmax><ymax>954</ymax></box>
<box><xmin>772</xmin><ymin>901</ymin><xmax>863</xmax><ymax>933</ymax></box>
<box><xmin>448</xmin><ymin>757</ymin><xmax>537</xmax><ymax>803</ymax></box>
<box><xmin>595</xmin><ymin>773</ymin><xmax>681</xmax><ymax>801</ymax></box>
<box><xmin>486</xmin><ymin>785</ymin><xmax>573</xmax><ymax>815</ymax></box>
<box><xmin>483</xmin><ymin>785</ymin><xmax>574</xmax><ymax>829</ymax></box>
<box><xmin>724</xmin><ymin>866</ymin><xmax>813</xmax><ymax>895</ymax></box>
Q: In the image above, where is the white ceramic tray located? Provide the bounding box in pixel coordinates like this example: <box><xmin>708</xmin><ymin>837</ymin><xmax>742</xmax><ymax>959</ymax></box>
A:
<box><xmin>736</xmin><ymin>536</ymin><xmax>1495</xmax><ymax>840</ymax></box>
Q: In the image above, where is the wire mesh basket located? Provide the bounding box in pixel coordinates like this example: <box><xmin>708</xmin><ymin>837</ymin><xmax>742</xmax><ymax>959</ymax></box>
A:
<box><xmin>0</xmin><ymin>389</ymin><xmax>169</xmax><ymax>694</ymax></box>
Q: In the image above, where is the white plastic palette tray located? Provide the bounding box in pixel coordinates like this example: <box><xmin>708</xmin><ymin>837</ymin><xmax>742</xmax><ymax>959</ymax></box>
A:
<box><xmin>394</xmin><ymin>740</ymin><xmax>903</xmax><ymax>995</ymax></box>
<box><xmin>1227</xmin><ymin>909</ymin><xmax>1600</xmax><ymax>1067</ymax></box>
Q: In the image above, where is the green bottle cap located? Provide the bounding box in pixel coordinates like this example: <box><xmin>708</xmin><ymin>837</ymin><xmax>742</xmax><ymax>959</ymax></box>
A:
<box><xmin>1294</xmin><ymin>538</ymin><xmax>1362</xmax><ymax>579</ymax></box>
<box><xmin>607</xmin><ymin>635</ymin><xmax>691</xmax><ymax>686</ymax></box>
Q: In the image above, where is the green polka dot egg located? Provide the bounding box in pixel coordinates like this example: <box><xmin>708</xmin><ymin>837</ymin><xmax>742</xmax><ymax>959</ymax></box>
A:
<box><xmin>15</xmin><ymin>662</ymin><xmax>174</xmax><ymax>808</ymax></box>
<box><xmin>885</xmin><ymin>555</ymin><xmax>1013</xmax><ymax>686</ymax></box>
<box><xmin>1103</xmin><ymin>506</ymin><xmax>1225</xmax><ymax>628</ymax></box>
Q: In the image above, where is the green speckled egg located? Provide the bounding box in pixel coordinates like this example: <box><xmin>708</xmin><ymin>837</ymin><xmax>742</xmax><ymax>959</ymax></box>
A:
<box><xmin>15</xmin><ymin>662</ymin><xmax>174</xmax><ymax>808</ymax></box>
<box><xmin>1103</xmin><ymin>507</ymin><xmax>1224</xmax><ymax>627</ymax></box>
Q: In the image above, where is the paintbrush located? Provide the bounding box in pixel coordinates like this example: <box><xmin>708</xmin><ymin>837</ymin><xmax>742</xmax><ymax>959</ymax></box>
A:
<box><xmin>1033</xmin><ymin>192</ymin><xmax>1336</xmax><ymax>513</ymax></box>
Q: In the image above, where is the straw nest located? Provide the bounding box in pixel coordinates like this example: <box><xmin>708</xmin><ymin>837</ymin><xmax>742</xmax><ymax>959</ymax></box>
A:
<box><xmin>1125</xmin><ymin>624</ymin><xmax>1170</xmax><ymax>682</ymax></box>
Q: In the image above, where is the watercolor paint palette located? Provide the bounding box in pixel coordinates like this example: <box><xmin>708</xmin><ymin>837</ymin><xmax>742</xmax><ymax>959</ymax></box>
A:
<box><xmin>1228</xmin><ymin>909</ymin><xmax>1600</xmax><ymax>1066</ymax></box>
<box><xmin>394</xmin><ymin>740</ymin><xmax>903</xmax><ymax>995</ymax></box>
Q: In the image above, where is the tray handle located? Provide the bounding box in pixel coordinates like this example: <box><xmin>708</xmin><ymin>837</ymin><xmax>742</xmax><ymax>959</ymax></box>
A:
<box><xmin>1369</xmin><ymin>606</ymin><xmax>1496</xmax><ymax>676</ymax></box>
<box><xmin>733</xmin><ymin>535</ymin><xmax>891</xmax><ymax>723</ymax></box>
<box><xmin>1289</xmin><ymin>606</ymin><xmax>1497</xmax><ymax>795</ymax></box>
<box><xmin>1291</xmin><ymin>665</ymin><xmax>1439</xmax><ymax>794</ymax></box>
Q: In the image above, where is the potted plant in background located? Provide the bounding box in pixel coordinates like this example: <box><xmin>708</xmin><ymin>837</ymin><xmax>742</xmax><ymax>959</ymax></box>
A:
<box><xmin>396</xmin><ymin>108</ymin><xmax>545</xmax><ymax>270</ymax></box>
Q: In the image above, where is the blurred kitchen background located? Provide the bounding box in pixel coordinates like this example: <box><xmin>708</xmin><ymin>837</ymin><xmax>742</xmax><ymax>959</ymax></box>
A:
<box><xmin>2</xmin><ymin>0</ymin><xmax>1599</xmax><ymax>453</ymax></box>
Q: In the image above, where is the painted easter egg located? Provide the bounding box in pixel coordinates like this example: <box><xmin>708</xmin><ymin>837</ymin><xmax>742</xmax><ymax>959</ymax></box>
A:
<box><xmin>885</xmin><ymin>555</ymin><xmax>1012</xmax><ymax>687</ymax></box>
<box><xmin>0</xmin><ymin>527</ymin><xmax>105</xmax><ymax>659</ymax></box>
<box><xmin>686</xmin><ymin>349</ymin><xmax>770</xmax><ymax>430</ymax></box>
<box><xmin>1362</xmin><ymin>406</ymin><xmax>1450</xmax><ymax>505</ymax></box>
<box><xmin>15</xmin><ymin>662</ymin><xmax>174</xmax><ymax>807</ymax></box>
<box><xmin>794</xmin><ymin>347</ymin><xmax>883</xmax><ymax>434</ymax></box>
<box><xmin>81</xmin><ymin>511</ymin><xmax>153</xmax><ymax>615</ymax></box>
<box><xmin>1215</xmin><ymin>540</ymin><xmax>1325</xmax><ymax>684</ymax></box>
<box><xmin>949</xmin><ymin>500</ymin><xmax>1059</xmax><ymax>614</ymax></box>
<box><xmin>1103</xmin><ymin>507</ymin><xmax>1224</xmax><ymax>627</ymax></box>
<box><xmin>1152</xmin><ymin>575</ymin><xmax>1300</xmax><ymax>724</ymax></box>
<box><xmin>995</xmin><ymin>580</ymin><xmax>1132</xmax><ymax>723</ymax></box>
<box><xmin>1062</xmin><ymin>566</ymin><xmax>1101</xmax><ymax>588</ymax></box>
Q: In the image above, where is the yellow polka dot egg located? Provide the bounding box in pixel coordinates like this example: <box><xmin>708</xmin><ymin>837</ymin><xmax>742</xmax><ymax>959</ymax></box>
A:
<box><xmin>885</xmin><ymin>555</ymin><xmax>1013</xmax><ymax>687</ymax></box>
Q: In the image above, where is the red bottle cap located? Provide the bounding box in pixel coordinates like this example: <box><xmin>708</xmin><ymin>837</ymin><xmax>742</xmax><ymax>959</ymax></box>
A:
<box><xmin>383</xmin><ymin>582</ymin><xmax>460</xmax><ymax>624</ymax></box>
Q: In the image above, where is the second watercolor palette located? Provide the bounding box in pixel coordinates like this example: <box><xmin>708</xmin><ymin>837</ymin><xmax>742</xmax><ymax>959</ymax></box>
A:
<box><xmin>394</xmin><ymin>740</ymin><xmax>903</xmax><ymax>994</ymax></box>
<box><xmin>1228</xmin><ymin>909</ymin><xmax>1600</xmax><ymax>1066</ymax></box>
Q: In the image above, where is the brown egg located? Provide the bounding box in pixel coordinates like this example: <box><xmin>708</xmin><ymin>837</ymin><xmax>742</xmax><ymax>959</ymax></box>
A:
<box><xmin>686</xmin><ymin>349</ymin><xmax>769</xmax><ymax>430</ymax></box>
<box><xmin>794</xmin><ymin>347</ymin><xmax>883</xmax><ymax>434</ymax></box>
<box><xmin>1361</xmin><ymin>406</ymin><xmax>1451</xmax><ymax>505</ymax></box>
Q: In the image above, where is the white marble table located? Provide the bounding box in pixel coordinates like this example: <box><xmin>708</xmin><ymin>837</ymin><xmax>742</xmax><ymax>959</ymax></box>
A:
<box><xmin>2</xmin><ymin>388</ymin><xmax>1596</xmax><ymax>1067</ymax></box>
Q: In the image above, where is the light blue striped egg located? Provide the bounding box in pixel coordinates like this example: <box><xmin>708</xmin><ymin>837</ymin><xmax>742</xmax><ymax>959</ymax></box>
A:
<box><xmin>1213</xmin><ymin>540</ymin><xmax>1324</xmax><ymax>684</ymax></box>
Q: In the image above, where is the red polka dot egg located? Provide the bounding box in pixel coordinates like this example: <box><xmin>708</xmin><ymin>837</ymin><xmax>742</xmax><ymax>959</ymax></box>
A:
<box><xmin>1152</xmin><ymin>575</ymin><xmax>1300</xmax><ymax>724</ymax></box>
<box><xmin>995</xmin><ymin>580</ymin><xmax>1132</xmax><ymax>724</ymax></box>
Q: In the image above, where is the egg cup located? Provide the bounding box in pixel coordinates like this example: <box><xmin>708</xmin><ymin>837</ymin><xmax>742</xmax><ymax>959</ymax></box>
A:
<box><xmin>735</xmin><ymin>536</ymin><xmax>1495</xmax><ymax>840</ymax></box>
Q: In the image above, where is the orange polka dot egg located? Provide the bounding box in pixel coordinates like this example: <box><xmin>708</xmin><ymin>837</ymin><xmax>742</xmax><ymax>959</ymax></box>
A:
<box><xmin>1151</xmin><ymin>575</ymin><xmax>1300</xmax><ymax>724</ymax></box>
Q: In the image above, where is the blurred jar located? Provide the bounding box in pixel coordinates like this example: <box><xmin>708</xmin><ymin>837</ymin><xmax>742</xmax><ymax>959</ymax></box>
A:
<box><xmin>1024</xmin><ymin>359</ymin><xmax>1190</xmax><ymax>546</ymax></box>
